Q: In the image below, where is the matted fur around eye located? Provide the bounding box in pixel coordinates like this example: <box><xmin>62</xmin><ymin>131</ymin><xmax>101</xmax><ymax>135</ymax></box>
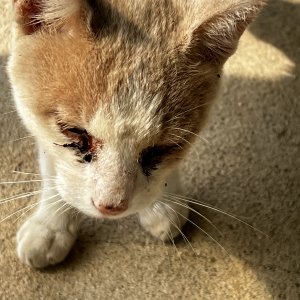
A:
<box><xmin>138</xmin><ymin>144</ymin><xmax>181</xmax><ymax>177</ymax></box>
<box><xmin>55</xmin><ymin>124</ymin><xmax>103</xmax><ymax>163</ymax></box>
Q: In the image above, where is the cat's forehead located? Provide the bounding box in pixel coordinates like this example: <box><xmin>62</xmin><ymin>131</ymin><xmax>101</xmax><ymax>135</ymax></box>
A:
<box><xmin>20</xmin><ymin>29</ymin><xmax>168</xmax><ymax>116</ymax></box>
<box><xmin>16</xmin><ymin>32</ymin><xmax>169</xmax><ymax>145</ymax></box>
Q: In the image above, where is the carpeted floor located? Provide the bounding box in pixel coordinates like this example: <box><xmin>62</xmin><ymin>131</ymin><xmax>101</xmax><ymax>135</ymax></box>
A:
<box><xmin>0</xmin><ymin>1</ymin><xmax>299</xmax><ymax>299</ymax></box>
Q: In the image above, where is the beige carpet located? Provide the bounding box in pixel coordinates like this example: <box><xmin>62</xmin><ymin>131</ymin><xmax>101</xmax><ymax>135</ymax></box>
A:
<box><xmin>1</xmin><ymin>1</ymin><xmax>299</xmax><ymax>299</ymax></box>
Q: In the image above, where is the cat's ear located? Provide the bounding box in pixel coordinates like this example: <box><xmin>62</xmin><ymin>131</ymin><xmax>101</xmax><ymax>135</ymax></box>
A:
<box><xmin>13</xmin><ymin>0</ymin><xmax>81</xmax><ymax>35</ymax></box>
<box><xmin>185</xmin><ymin>0</ymin><xmax>265</xmax><ymax>65</ymax></box>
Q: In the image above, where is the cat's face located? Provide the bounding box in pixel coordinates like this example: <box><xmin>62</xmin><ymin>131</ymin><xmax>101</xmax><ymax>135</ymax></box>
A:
<box><xmin>7</xmin><ymin>0</ymin><xmax>264</xmax><ymax>218</ymax></box>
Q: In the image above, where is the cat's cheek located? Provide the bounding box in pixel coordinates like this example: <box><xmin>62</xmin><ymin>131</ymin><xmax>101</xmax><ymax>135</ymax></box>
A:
<box><xmin>54</xmin><ymin>168</ymin><xmax>98</xmax><ymax>218</ymax></box>
<box><xmin>134</xmin><ymin>166</ymin><xmax>182</xmax><ymax>210</ymax></box>
<box><xmin>53</xmin><ymin>167</ymin><xmax>97</xmax><ymax>217</ymax></box>
<box><xmin>125</xmin><ymin>172</ymin><xmax>166</xmax><ymax>214</ymax></box>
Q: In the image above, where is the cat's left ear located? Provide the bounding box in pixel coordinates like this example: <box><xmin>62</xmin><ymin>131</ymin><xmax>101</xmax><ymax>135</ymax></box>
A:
<box><xmin>13</xmin><ymin>0</ymin><xmax>81</xmax><ymax>35</ymax></box>
<box><xmin>184</xmin><ymin>0</ymin><xmax>265</xmax><ymax>65</ymax></box>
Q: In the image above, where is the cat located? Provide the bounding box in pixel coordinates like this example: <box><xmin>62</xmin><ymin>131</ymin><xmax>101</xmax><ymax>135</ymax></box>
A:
<box><xmin>7</xmin><ymin>0</ymin><xmax>264</xmax><ymax>268</ymax></box>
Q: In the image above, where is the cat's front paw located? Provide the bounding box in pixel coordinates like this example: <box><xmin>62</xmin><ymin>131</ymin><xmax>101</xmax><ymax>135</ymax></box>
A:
<box><xmin>139</xmin><ymin>201</ymin><xmax>189</xmax><ymax>241</ymax></box>
<box><xmin>17</xmin><ymin>216</ymin><xmax>77</xmax><ymax>268</ymax></box>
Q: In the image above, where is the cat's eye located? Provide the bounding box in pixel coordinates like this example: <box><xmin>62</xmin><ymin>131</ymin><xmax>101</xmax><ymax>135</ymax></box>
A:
<box><xmin>138</xmin><ymin>145</ymin><xmax>176</xmax><ymax>177</ymax></box>
<box><xmin>138</xmin><ymin>146</ymin><xmax>162</xmax><ymax>177</ymax></box>
<box><xmin>57</xmin><ymin>126</ymin><xmax>95</xmax><ymax>163</ymax></box>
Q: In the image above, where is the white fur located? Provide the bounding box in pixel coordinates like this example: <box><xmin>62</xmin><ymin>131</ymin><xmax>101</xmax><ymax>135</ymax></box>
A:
<box><xmin>17</xmin><ymin>146</ymin><xmax>83</xmax><ymax>268</ymax></box>
<box><xmin>139</xmin><ymin>170</ymin><xmax>189</xmax><ymax>241</ymax></box>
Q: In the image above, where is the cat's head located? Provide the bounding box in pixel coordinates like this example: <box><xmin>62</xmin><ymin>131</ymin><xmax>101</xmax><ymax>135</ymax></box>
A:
<box><xmin>7</xmin><ymin>0</ymin><xmax>264</xmax><ymax>218</ymax></box>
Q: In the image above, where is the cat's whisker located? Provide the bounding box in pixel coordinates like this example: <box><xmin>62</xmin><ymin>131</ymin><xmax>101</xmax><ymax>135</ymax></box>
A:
<box><xmin>12</xmin><ymin>171</ymin><xmax>55</xmax><ymax>178</ymax></box>
<box><xmin>164</xmin><ymin>200</ymin><xmax>182</xmax><ymax>226</ymax></box>
<box><xmin>161</xmin><ymin>202</ymin><xmax>196</xmax><ymax>255</ymax></box>
<box><xmin>13</xmin><ymin>194</ymin><xmax>62</xmax><ymax>221</ymax></box>
<box><xmin>165</xmin><ymin>102</ymin><xmax>210</xmax><ymax>124</ymax></box>
<box><xmin>159</xmin><ymin>234</ymin><xmax>170</xmax><ymax>262</ymax></box>
<box><xmin>12</xmin><ymin>202</ymin><xmax>41</xmax><ymax>224</ymax></box>
<box><xmin>166</xmin><ymin>138</ymin><xmax>183</xmax><ymax>150</ymax></box>
<box><xmin>0</xmin><ymin>186</ymin><xmax>57</xmax><ymax>205</ymax></box>
<box><xmin>169</xmin><ymin>133</ymin><xmax>202</xmax><ymax>158</ymax></box>
<box><xmin>58</xmin><ymin>204</ymin><xmax>73</xmax><ymax>219</ymax></box>
<box><xmin>166</xmin><ymin>202</ymin><xmax>229</xmax><ymax>256</ymax></box>
<box><xmin>168</xmin><ymin>217</ymin><xmax>193</xmax><ymax>252</ymax></box>
<box><xmin>41</xmin><ymin>198</ymin><xmax>64</xmax><ymax>213</ymax></box>
<box><xmin>11</xmin><ymin>171</ymin><xmax>57</xmax><ymax>182</ymax></box>
<box><xmin>10</xmin><ymin>135</ymin><xmax>35</xmax><ymax>143</ymax></box>
<box><xmin>69</xmin><ymin>209</ymin><xmax>77</xmax><ymax>221</ymax></box>
<box><xmin>0</xmin><ymin>191</ymin><xmax>41</xmax><ymax>205</ymax></box>
<box><xmin>165</xmin><ymin>115</ymin><xmax>184</xmax><ymax>124</ymax></box>
<box><xmin>167</xmin><ymin>230</ymin><xmax>182</xmax><ymax>260</ymax></box>
<box><xmin>39</xmin><ymin>193</ymin><xmax>61</xmax><ymax>204</ymax></box>
<box><xmin>165</xmin><ymin>225</ymin><xmax>183</xmax><ymax>262</ymax></box>
<box><xmin>163</xmin><ymin>196</ymin><xmax>223</xmax><ymax>236</ymax></box>
<box><xmin>30</xmin><ymin>196</ymin><xmax>65</xmax><ymax>225</ymax></box>
<box><xmin>53</xmin><ymin>202</ymin><xmax>69</xmax><ymax>216</ymax></box>
<box><xmin>0</xmin><ymin>203</ymin><xmax>39</xmax><ymax>224</ymax></box>
<box><xmin>167</xmin><ymin>193</ymin><xmax>268</xmax><ymax>237</ymax></box>
<box><xmin>40</xmin><ymin>196</ymin><xmax>64</xmax><ymax>209</ymax></box>
<box><xmin>12</xmin><ymin>171</ymin><xmax>41</xmax><ymax>177</ymax></box>
<box><xmin>0</xmin><ymin>191</ymin><xmax>37</xmax><ymax>204</ymax></box>
<box><xmin>151</xmin><ymin>207</ymin><xmax>182</xmax><ymax>258</ymax></box>
<box><xmin>1</xmin><ymin>110</ymin><xmax>17</xmax><ymax>116</ymax></box>
<box><xmin>44</xmin><ymin>202</ymin><xmax>68</xmax><ymax>224</ymax></box>
<box><xmin>57</xmin><ymin>160</ymin><xmax>86</xmax><ymax>177</ymax></box>
<box><xmin>53</xmin><ymin>202</ymin><xmax>69</xmax><ymax>218</ymax></box>
<box><xmin>0</xmin><ymin>178</ymin><xmax>56</xmax><ymax>185</ymax></box>
<box><xmin>169</xmin><ymin>133</ymin><xmax>193</xmax><ymax>147</ymax></box>
<box><xmin>169</xmin><ymin>127</ymin><xmax>209</xmax><ymax>145</ymax></box>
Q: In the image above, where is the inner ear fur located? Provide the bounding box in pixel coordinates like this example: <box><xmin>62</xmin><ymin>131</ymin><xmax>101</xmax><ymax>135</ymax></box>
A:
<box><xmin>186</xmin><ymin>0</ymin><xmax>265</xmax><ymax>65</ymax></box>
<box><xmin>13</xmin><ymin>0</ymin><xmax>83</xmax><ymax>35</ymax></box>
<box><xmin>13</xmin><ymin>0</ymin><xmax>42</xmax><ymax>34</ymax></box>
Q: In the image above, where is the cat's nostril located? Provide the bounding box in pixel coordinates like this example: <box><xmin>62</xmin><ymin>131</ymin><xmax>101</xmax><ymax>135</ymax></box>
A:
<box><xmin>105</xmin><ymin>205</ymin><xmax>115</xmax><ymax>210</ymax></box>
<box><xmin>92</xmin><ymin>199</ymin><xmax>128</xmax><ymax>216</ymax></box>
<box><xmin>98</xmin><ymin>204</ymin><xmax>128</xmax><ymax>216</ymax></box>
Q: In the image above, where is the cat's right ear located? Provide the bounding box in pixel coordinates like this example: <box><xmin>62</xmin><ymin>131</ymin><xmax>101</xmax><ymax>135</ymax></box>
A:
<box><xmin>13</xmin><ymin>0</ymin><xmax>81</xmax><ymax>35</ymax></box>
<box><xmin>183</xmin><ymin>0</ymin><xmax>265</xmax><ymax>66</ymax></box>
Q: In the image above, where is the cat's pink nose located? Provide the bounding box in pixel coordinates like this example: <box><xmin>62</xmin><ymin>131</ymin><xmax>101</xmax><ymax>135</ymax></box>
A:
<box><xmin>93</xmin><ymin>200</ymin><xmax>128</xmax><ymax>216</ymax></box>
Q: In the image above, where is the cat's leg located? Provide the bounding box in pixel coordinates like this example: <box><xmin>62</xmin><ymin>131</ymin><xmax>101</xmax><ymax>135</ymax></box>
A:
<box><xmin>139</xmin><ymin>168</ymin><xmax>189</xmax><ymax>241</ymax></box>
<box><xmin>17</xmin><ymin>145</ymin><xmax>83</xmax><ymax>268</ymax></box>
